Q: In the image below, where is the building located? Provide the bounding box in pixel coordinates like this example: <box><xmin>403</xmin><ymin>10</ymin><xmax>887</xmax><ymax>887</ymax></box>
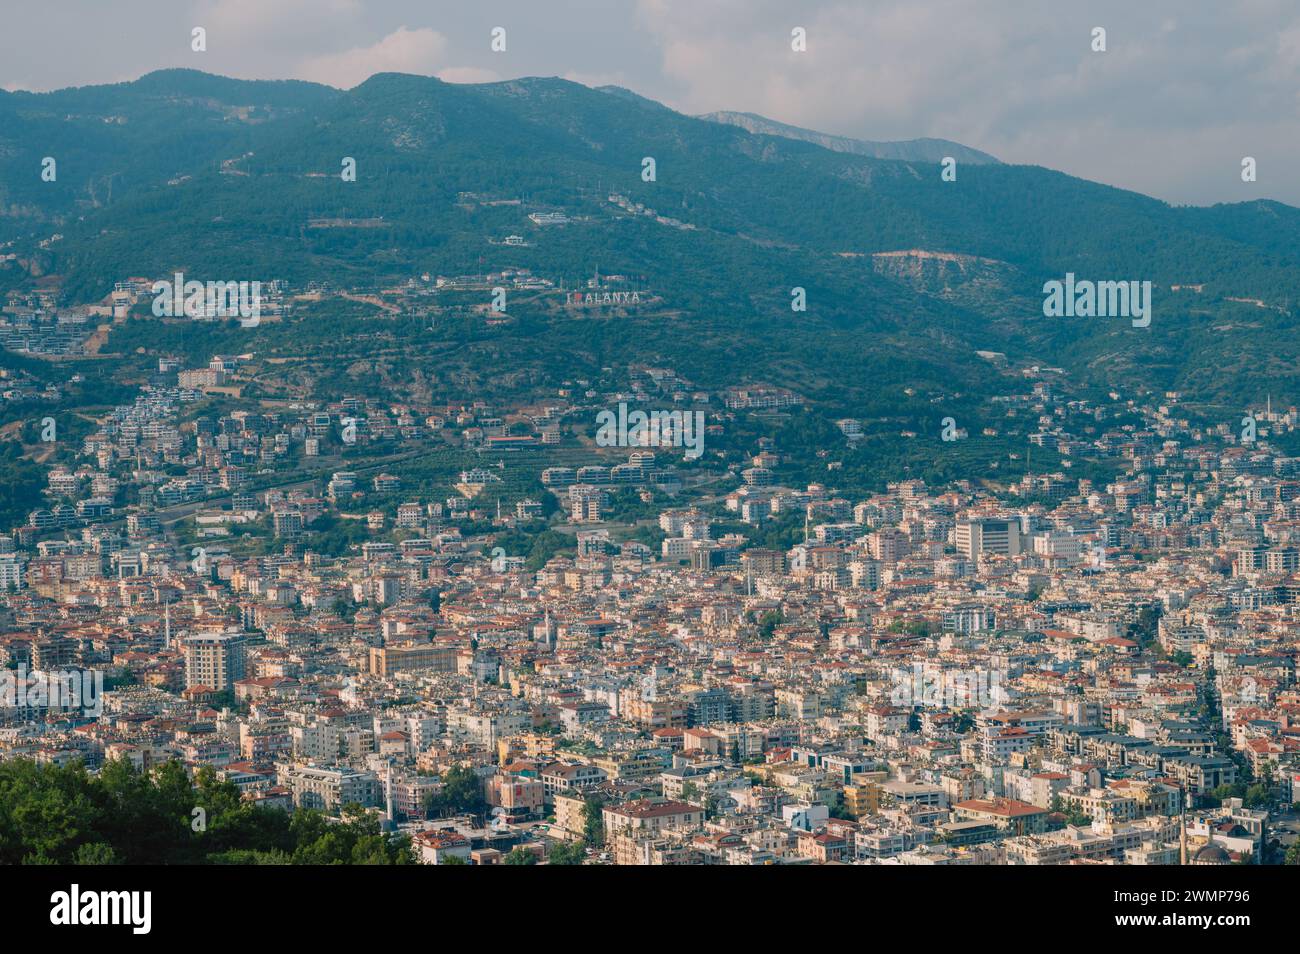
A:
<box><xmin>284</xmin><ymin>765</ymin><xmax>380</xmax><ymax>812</ymax></box>
<box><xmin>602</xmin><ymin>799</ymin><xmax>702</xmax><ymax>836</ymax></box>
<box><xmin>952</xmin><ymin>798</ymin><xmax>1050</xmax><ymax>836</ymax></box>
<box><xmin>414</xmin><ymin>829</ymin><xmax>472</xmax><ymax>865</ymax></box>
<box><xmin>955</xmin><ymin>517</ymin><xmax>1022</xmax><ymax>558</ymax></box>
<box><xmin>369</xmin><ymin>643</ymin><xmax>459</xmax><ymax>678</ymax></box>
<box><xmin>183</xmin><ymin>633</ymin><xmax>247</xmax><ymax>691</ymax></box>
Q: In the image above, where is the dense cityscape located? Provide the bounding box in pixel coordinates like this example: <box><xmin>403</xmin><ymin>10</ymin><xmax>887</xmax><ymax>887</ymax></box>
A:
<box><xmin>3</xmin><ymin>265</ymin><xmax>1298</xmax><ymax>867</ymax></box>
<box><xmin>1</xmin><ymin>7</ymin><xmax>1298</xmax><ymax>912</ymax></box>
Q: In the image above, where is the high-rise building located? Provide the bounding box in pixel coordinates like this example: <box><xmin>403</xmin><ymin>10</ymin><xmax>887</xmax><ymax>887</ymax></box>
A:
<box><xmin>184</xmin><ymin>633</ymin><xmax>247</xmax><ymax>691</ymax></box>
<box><xmin>955</xmin><ymin>518</ymin><xmax>1021</xmax><ymax>558</ymax></box>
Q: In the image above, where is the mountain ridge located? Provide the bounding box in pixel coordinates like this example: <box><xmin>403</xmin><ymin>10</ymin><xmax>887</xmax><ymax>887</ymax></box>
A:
<box><xmin>695</xmin><ymin>109</ymin><xmax>1000</xmax><ymax>165</ymax></box>
<box><xmin>2</xmin><ymin>69</ymin><xmax>1299</xmax><ymax>407</ymax></box>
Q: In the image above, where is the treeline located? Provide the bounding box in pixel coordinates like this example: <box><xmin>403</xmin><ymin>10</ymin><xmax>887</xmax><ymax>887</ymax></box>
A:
<box><xmin>0</xmin><ymin>442</ymin><xmax>45</xmax><ymax>531</ymax></box>
<box><xmin>0</xmin><ymin>758</ymin><xmax>412</xmax><ymax>865</ymax></box>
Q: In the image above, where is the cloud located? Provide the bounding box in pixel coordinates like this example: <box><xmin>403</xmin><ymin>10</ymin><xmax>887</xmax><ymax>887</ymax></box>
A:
<box><xmin>632</xmin><ymin>0</ymin><xmax>1300</xmax><ymax>204</ymax></box>
<box><xmin>2</xmin><ymin>0</ymin><xmax>1298</xmax><ymax>204</ymax></box>
<box><xmin>199</xmin><ymin>0</ymin><xmax>364</xmax><ymax>43</ymax></box>
<box><xmin>297</xmin><ymin>26</ymin><xmax>450</xmax><ymax>88</ymax></box>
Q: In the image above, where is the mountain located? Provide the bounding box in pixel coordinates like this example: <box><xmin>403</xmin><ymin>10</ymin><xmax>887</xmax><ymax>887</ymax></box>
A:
<box><xmin>2</xmin><ymin>69</ymin><xmax>1299</xmax><ymax>411</ymax></box>
<box><xmin>0</xmin><ymin>71</ymin><xmax>338</xmax><ymax>232</ymax></box>
<box><xmin>695</xmin><ymin>110</ymin><xmax>1000</xmax><ymax>165</ymax></box>
<box><xmin>595</xmin><ymin>85</ymin><xmax>675</xmax><ymax>112</ymax></box>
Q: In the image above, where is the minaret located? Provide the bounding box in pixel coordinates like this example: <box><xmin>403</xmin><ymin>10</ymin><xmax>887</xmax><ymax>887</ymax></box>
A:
<box><xmin>542</xmin><ymin>607</ymin><xmax>554</xmax><ymax>647</ymax></box>
<box><xmin>164</xmin><ymin>600</ymin><xmax>171</xmax><ymax>650</ymax></box>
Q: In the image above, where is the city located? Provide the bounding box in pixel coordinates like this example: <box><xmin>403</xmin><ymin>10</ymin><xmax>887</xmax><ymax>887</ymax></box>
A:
<box><xmin>0</xmin><ymin>0</ymin><xmax>1296</xmax><ymax>929</ymax></box>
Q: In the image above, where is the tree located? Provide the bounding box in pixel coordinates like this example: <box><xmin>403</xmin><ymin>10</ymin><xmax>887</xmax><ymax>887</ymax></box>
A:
<box><xmin>72</xmin><ymin>843</ymin><xmax>120</xmax><ymax>865</ymax></box>
<box><xmin>547</xmin><ymin>840</ymin><xmax>586</xmax><ymax>865</ymax></box>
<box><xmin>1209</xmin><ymin>783</ymin><xmax>1248</xmax><ymax>807</ymax></box>
<box><xmin>424</xmin><ymin>764</ymin><xmax>488</xmax><ymax>820</ymax></box>
<box><xmin>504</xmin><ymin>848</ymin><xmax>538</xmax><ymax>865</ymax></box>
<box><xmin>756</xmin><ymin>611</ymin><xmax>783</xmax><ymax>640</ymax></box>
<box><xmin>0</xmin><ymin>757</ymin><xmax>413</xmax><ymax>866</ymax></box>
<box><xmin>704</xmin><ymin>792</ymin><xmax>721</xmax><ymax>819</ymax></box>
<box><xmin>1243</xmin><ymin>783</ymin><xmax>1272</xmax><ymax>810</ymax></box>
<box><xmin>289</xmin><ymin>804</ymin><xmax>413</xmax><ymax>865</ymax></box>
<box><xmin>1127</xmin><ymin>603</ymin><xmax>1162</xmax><ymax>648</ymax></box>
<box><xmin>206</xmin><ymin>848</ymin><xmax>293</xmax><ymax>864</ymax></box>
<box><xmin>1049</xmin><ymin>795</ymin><xmax>1090</xmax><ymax>827</ymax></box>
<box><xmin>581</xmin><ymin>795</ymin><xmax>606</xmax><ymax>847</ymax></box>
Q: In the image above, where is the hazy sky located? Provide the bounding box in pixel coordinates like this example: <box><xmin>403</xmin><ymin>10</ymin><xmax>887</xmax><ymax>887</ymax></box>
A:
<box><xmin>3</xmin><ymin>0</ymin><xmax>1298</xmax><ymax>206</ymax></box>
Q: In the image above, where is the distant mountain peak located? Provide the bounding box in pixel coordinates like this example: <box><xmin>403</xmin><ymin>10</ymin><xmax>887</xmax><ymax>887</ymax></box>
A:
<box><xmin>129</xmin><ymin>68</ymin><xmax>336</xmax><ymax>98</ymax></box>
<box><xmin>596</xmin><ymin>85</ymin><xmax>673</xmax><ymax>111</ymax></box>
<box><xmin>697</xmin><ymin>110</ymin><xmax>999</xmax><ymax>165</ymax></box>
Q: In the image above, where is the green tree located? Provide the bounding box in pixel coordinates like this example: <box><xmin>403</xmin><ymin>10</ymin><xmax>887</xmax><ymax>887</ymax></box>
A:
<box><xmin>756</xmin><ymin>611</ymin><xmax>783</xmax><ymax>640</ymax></box>
<box><xmin>0</xmin><ymin>757</ymin><xmax>411</xmax><ymax>865</ymax></box>
<box><xmin>547</xmin><ymin>840</ymin><xmax>586</xmax><ymax>865</ymax></box>
<box><xmin>582</xmin><ymin>795</ymin><xmax>606</xmax><ymax>847</ymax></box>
<box><xmin>424</xmin><ymin>764</ymin><xmax>488</xmax><ymax>820</ymax></box>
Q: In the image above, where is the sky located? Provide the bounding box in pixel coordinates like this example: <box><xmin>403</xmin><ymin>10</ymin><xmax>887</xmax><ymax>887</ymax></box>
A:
<box><xmin>2</xmin><ymin>0</ymin><xmax>1298</xmax><ymax>206</ymax></box>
